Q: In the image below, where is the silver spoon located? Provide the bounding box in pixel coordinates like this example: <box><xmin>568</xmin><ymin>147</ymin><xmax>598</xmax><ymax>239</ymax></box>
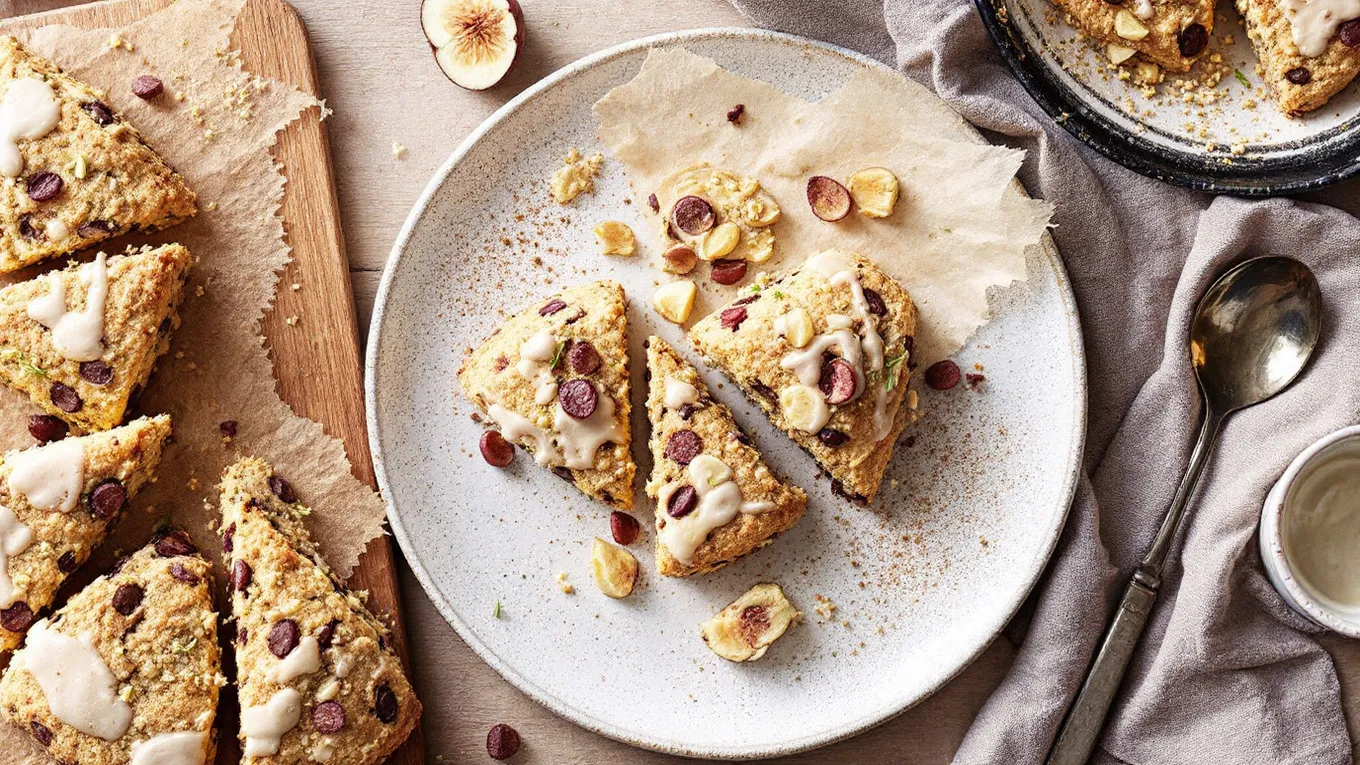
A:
<box><xmin>1046</xmin><ymin>256</ymin><xmax>1323</xmax><ymax>765</ymax></box>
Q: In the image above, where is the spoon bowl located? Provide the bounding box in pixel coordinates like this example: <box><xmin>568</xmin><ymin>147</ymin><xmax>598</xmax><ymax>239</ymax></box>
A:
<box><xmin>1191</xmin><ymin>256</ymin><xmax>1322</xmax><ymax>413</ymax></box>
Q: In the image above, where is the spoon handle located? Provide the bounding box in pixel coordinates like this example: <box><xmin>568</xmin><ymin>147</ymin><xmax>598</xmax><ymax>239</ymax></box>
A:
<box><xmin>1046</xmin><ymin>403</ymin><xmax>1224</xmax><ymax>765</ymax></box>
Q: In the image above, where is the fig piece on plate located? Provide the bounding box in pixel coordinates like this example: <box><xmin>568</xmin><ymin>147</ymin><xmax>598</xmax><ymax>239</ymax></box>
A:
<box><xmin>421</xmin><ymin>0</ymin><xmax>525</xmax><ymax>91</ymax></box>
<box><xmin>807</xmin><ymin>175</ymin><xmax>852</xmax><ymax>221</ymax></box>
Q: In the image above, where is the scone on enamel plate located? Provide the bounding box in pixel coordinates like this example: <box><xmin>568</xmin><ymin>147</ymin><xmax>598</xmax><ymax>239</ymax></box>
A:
<box><xmin>0</xmin><ymin>414</ymin><xmax>172</xmax><ymax>653</ymax></box>
<box><xmin>1236</xmin><ymin>0</ymin><xmax>1360</xmax><ymax>113</ymax></box>
<box><xmin>0</xmin><ymin>528</ymin><xmax>220</xmax><ymax>765</ymax></box>
<box><xmin>690</xmin><ymin>250</ymin><xmax>917</xmax><ymax>505</ymax></box>
<box><xmin>1051</xmin><ymin>0</ymin><xmax>1213</xmax><ymax>72</ymax></box>
<box><xmin>221</xmin><ymin>457</ymin><xmax>421</xmax><ymax>765</ymax></box>
<box><xmin>0</xmin><ymin>36</ymin><xmax>196</xmax><ymax>272</ymax></box>
<box><xmin>645</xmin><ymin>336</ymin><xmax>806</xmax><ymax>577</ymax></box>
<box><xmin>458</xmin><ymin>280</ymin><xmax>636</xmax><ymax>510</ymax></box>
<box><xmin>0</xmin><ymin>243</ymin><xmax>191</xmax><ymax>433</ymax></box>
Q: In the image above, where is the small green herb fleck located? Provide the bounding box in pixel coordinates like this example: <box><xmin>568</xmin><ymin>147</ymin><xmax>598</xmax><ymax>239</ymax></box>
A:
<box><xmin>1234</xmin><ymin>70</ymin><xmax>1250</xmax><ymax>87</ymax></box>
<box><xmin>940</xmin><ymin>227</ymin><xmax>953</xmax><ymax>234</ymax></box>
<box><xmin>171</xmin><ymin>636</ymin><xmax>198</xmax><ymax>653</ymax></box>
<box><xmin>882</xmin><ymin>353</ymin><xmax>908</xmax><ymax>391</ymax></box>
<box><xmin>772</xmin><ymin>290</ymin><xmax>786</xmax><ymax>299</ymax></box>
<box><xmin>549</xmin><ymin>340</ymin><xmax>568</xmax><ymax>369</ymax></box>
<box><xmin>2</xmin><ymin>349</ymin><xmax>47</xmax><ymax>378</ymax></box>
<box><xmin>744</xmin><ymin>283</ymin><xmax>763</xmax><ymax>295</ymax></box>
<box><xmin>493</xmin><ymin>600</ymin><xmax>502</xmax><ymax>619</ymax></box>
<box><xmin>708</xmin><ymin>475</ymin><xmax>724</xmax><ymax>486</ymax></box>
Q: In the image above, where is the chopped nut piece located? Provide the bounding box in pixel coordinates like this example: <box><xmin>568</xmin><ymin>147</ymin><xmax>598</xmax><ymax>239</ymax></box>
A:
<box><xmin>1106</xmin><ymin>42</ymin><xmax>1138</xmax><ymax>65</ymax></box>
<box><xmin>590</xmin><ymin>538</ymin><xmax>638</xmax><ymax>598</ymax></box>
<box><xmin>550</xmin><ymin>148</ymin><xmax>603</xmax><ymax>204</ymax></box>
<box><xmin>653</xmin><ymin>281</ymin><xmax>697</xmax><ymax>324</ymax></box>
<box><xmin>697</xmin><ymin>221</ymin><xmax>740</xmax><ymax>261</ymax></box>
<box><xmin>701</xmin><ymin>583</ymin><xmax>800</xmax><ymax>662</ymax></box>
<box><xmin>1114</xmin><ymin>10</ymin><xmax>1149</xmax><ymax>41</ymax></box>
<box><xmin>846</xmin><ymin>167</ymin><xmax>900</xmax><ymax>218</ymax></box>
<box><xmin>779</xmin><ymin>384</ymin><xmax>826</xmax><ymax>433</ymax></box>
<box><xmin>593</xmin><ymin>220</ymin><xmax>636</xmax><ymax>256</ymax></box>
<box><xmin>779</xmin><ymin>307</ymin><xmax>814</xmax><ymax>348</ymax></box>
<box><xmin>555</xmin><ymin>572</ymin><xmax>574</xmax><ymax>594</ymax></box>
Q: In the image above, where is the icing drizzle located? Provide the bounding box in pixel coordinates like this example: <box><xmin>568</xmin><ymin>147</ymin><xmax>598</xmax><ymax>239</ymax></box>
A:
<box><xmin>658</xmin><ymin>454</ymin><xmax>773</xmax><ymax>565</ymax></box>
<box><xmin>28</xmin><ymin>253</ymin><xmax>110</xmax><ymax>362</ymax></box>
<box><xmin>0</xmin><ymin>77</ymin><xmax>61</xmax><ymax>179</ymax></box>
<box><xmin>0</xmin><ymin>503</ymin><xmax>34</xmax><ymax>608</ymax></box>
<box><xmin>22</xmin><ymin>619</ymin><xmax>132</xmax><ymax>740</ymax></box>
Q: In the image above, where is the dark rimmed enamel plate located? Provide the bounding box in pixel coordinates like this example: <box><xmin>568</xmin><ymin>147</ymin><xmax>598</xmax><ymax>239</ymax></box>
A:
<box><xmin>977</xmin><ymin>0</ymin><xmax>1360</xmax><ymax>194</ymax></box>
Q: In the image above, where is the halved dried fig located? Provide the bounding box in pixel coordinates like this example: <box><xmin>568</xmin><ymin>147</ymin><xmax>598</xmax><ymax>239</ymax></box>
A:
<box><xmin>700</xmin><ymin>582</ymin><xmax>800</xmax><ymax>662</ymax></box>
<box><xmin>672</xmin><ymin>195</ymin><xmax>716</xmax><ymax>236</ymax></box>
<box><xmin>806</xmin><ymin>176</ymin><xmax>851</xmax><ymax>221</ymax></box>
<box><xmin>422</xmin><ymin>0</ymin><xmax>525</xmax><ymax>91</ymax></box>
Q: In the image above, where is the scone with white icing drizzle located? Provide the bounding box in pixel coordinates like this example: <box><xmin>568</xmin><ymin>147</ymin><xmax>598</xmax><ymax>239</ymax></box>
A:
<box><xmin>0</xmin><ymin>36</ymin><xmax>196</xmax><ymax>271</ymax></box>
<box><xmin>458</xmin><ymin>280</ymin><xmax>636</xmax><ymax>510</ymax></box>
<box><xmin>645</xmin><ymin>336</ymin><xmax>805</xmax><ymax>577</ymax></box>
<box><xmin>0</xmin><ymin>243</ymin><xmax>191</xmax><ymax>433</ymax></box>
<box><xmin>0</xmin><ymin>414</ymin><xmax>171</xmax><ymax>653</ymax></box>
<box><xmin>1051</xmin><ymin>0</ymin><xmax>1213</xmax><ymax>72</ymax></box>
<box><xmin>690</xmin><ymin>250</ymin><xmax>917</xmax><ymax>505</ymax></box>
<box><xmin>1236</xmin><ymin>0</ymin><xmax>1360</xmax><ymax>113</ymax></box>
<box><xmin>221</xmin><ymin>457</ymin><xmax>421</xmax><ymax>765</ymax></box>
<box><xmin>0</xmin><ymin>528</ymin><xmax>220</xmax><ymax>765</ymax></box>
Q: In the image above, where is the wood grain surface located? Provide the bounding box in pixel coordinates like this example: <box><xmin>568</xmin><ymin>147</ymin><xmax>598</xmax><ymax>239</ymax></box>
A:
<box><xmin>0</xmin><ymin>1</ymin><xmax>424</xmax><ymax>763</ymax></box>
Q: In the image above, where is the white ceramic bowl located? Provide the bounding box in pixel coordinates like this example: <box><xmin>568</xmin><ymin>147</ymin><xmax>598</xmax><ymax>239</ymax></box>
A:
<box><xmin>1260</xmin><ymin>425</ymin><xmax>1360</xmax><ymax>637</ymax></box>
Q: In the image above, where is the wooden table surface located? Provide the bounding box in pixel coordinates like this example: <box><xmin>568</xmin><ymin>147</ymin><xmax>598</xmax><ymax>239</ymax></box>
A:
<box><xmin>4</xmin><ymin>0</ymin><xmax>1359</xmax><ymax>762</ymax></box>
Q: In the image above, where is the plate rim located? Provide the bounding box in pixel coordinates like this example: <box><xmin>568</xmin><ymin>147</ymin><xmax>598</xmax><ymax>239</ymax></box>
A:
<box><xmin>365</xmin><ymin>27</ymin><xmax>1088</xmax><ymax>760</ymax></box>
<box><xmin>973</xmin><ymin>0</ymin><xmax>1360</xmax><ymax>196</ymax></box>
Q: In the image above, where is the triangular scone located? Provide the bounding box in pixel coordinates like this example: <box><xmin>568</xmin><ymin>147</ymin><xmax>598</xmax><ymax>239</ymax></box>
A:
<box><xmin>1236</xmin><ymin>0</ymin><xmax>1360</xmax><ymax>113</ymax></box>
<box><xmin>0</xmin><ymin>243</ymin><xmax>190</xmax><ymax>433</ymax></box>
<box><xmin>0</xmin><ymin>529</ymin><xmax>220</xmax><ymax>765</ymax></box>
<box><xmin>0</xmin><ymin>37</ymin><xmax>196</xmax><ymax>271</ymax></box>
<box><xmin>0</xmin><ymin>414</ymin><xmax>171</xmax><ymax>653</ymax></box>
<box><xmin>645</xmin><ymin>337</ymin><xmax>806</xmax><ymax>577</ymax></box>
<box><xmin>221</xmin><ymin>457</ymin><xmax>421</xmax><ymax>765</ymax></box>
<box><xmin>458</xmin><ymin>280</ymin><xmax>636</xmax><ymax>510</ymax></box>
<box><xmin>1050</xmin><ymin>0</ymin><xmax>1213</xmax><ymax>72</ymax></box>
<box><xmin>690</xmin><ymin>251</ymin><xmax>917</xmax><ymax>505</ymax></box>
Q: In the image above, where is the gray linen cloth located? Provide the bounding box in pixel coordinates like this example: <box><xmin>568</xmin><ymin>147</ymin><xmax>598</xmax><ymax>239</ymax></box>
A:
<box><xmin>727</xmin><ymin>1</ymin><xmax>1360</xmax><ymax>763</ymax></box>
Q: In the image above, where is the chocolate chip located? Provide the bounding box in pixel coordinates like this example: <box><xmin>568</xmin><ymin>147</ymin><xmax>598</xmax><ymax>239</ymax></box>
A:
<box><xmin>317</xmin><ymin>619</ymin><xmax>340</xmax><ymax>650</ymax></box>
<box><xmin>830</xmin><ymin>478</ymin><xmax>868</xmax><ymax>505</ymax></box>
<box><xmin>818</xmin><ymin>428</ymin><xmax>850</xmax><ymax>447</ymax></box>
<box><xmin>924</xmin><ymin>360</ymin><xmax>962</xmax><ymax>391</ymax></box>
<box><xmin>610</xmin><ymin>511</ymin><xmax>640</xmax><ymax>545</ymax></box>
<box><xmin>268</xmin><ymin>619</ymin><xmax>300</xmax><ymax>657</ymax></box>
<box><xmin>49</xmin><ymin>382</ymin><xmax>82</xmax><ymax>413</ymax></box>
<box><xmin>30</xmin><ymin>720</ymin><xmax>52</xmax><ymax>746</ymax></box>
<box><xmin>56</xmin><ymin>550</ymin><xmax>77</xmax><ymax>573</ymax></box>
<box><xmin>373</xmin><ymin>683</ymin><xmax>399</xmax><ymax>724</ymax></box>
<box><xmin>26</xmin><ymin>172</ymin><xmax>62</xmax><ymax>202</ymax></box>
<box><xmin>89</xmin><ymin>479</ymin><xmax>127</xmax><ymax>520</ymax></box>
<box><xmin>220</xmin><ymin>420</ymin><xmax>238</xmax><ymax>437</ymax></box>
<box><xmin>109</xmin><ymin>555</ymin><xmax>131</xmax><ymax>575</ymax></box>
<box><xmin>677</xmin><ymin>404</ymin><xmax>696</xmax><ymax>421</ymax></box>
<box><xmin>557</xmin><ymin>379</ymin><xmax>598</xmax><ymax>419</ymax></box>
<box><xmin>154</xmin><ymin>529</ymin><xmax>197</xmax><ymax>557</ymax></box>
<box><xmin>672</xmin><ymin>196</ymin><xmax>716</xmax><ymax>236</ymax></box>
<box><xmin>567</xmin><ymin>340</ymin><xmax>601</xmax><ymax>375</ymax></box>
<box><xmin>726</xmin><ymin>104</ymin><xmax>745</xmax><ymax>124</ymax></box>
<box><xmin>647</xmin><ymin>193</ymin><xmax>660</xmax><ymax>213</ymax></box>
<box><xmin>730</xmin><ymin>430</ymin><xmax>752</xmax><ymax>446</ymax></box>
<box><xmin>82</xmin><ymin>100</ymin><xmax>115</xmax><ymax>125</ymax></box>
<box><xmin>710</xmin><ymin>259</ymin><xmax>748</xmax><ymax>285</ymax></box>
<box><xmin>1286</xmin><ymin>67</ymin><xmax>1312</xmax><ymax>85</ymax></box>
<box><xmin>720</xmin><ymin>306</ymin><xmax>748</xmax><ymax>331</ymax></box>
<box><xmin>552</xmin><ymin>466</ymin><xmax>573</xmax><ymax>482</ymax></box>
<box><xmin>77</xmin><ymin>220</ymin><xmax>115</xmax><ymax>238</ymax></box>
<box><xmin>539</xmin><ymin>299</ymin><xmax>567</xmax><ymax>316</ymax></box>
<box><xmin>1177</xmin><ymin>23</ymin><xmax>1208</xmax><ymax>57</ymax></box>
<box><xmin>0</xmin><ymin>602</ymin><xmax>34</xmax><ymax>632</ymax></box>
<box><xmin>733</xmin><ymin>293</ymin><xmax>760</xmax><ymax>306</ymax></box>
<box><xmin>269</xmin><ymin>474</ymin><xmax>298</xmax><ymax>503</ymax></box>
<box><xmin>312</xmin><ymin>700</ymin><xmax>346</xmax><ymax>733</ymax></box>
<box><xmin>750</xmin><ymin>380</ymin><xmax>778</xmax><ymax>408</ymax></box>
<box><xmin>222</xmin><ymin>523</ymin><xmax>235</xmax><ymax>553</ymax></box>
<box><xmin>862</xmin><ymin>287</ymin><xmax>887</xmax><ymax>316</ymax></box>
<box><xmin>112</xmin><ymin>583</ymin><xmax>144</xmax><ymax>615</ymax></box>
<box><xmin>169</xmin><ymin>562</ymin><xmax>201</xmax><ymax>585</ymax></box>
<box><xmin>232</xmin><ymin>559</ymin><xmax>252</xmax><ymax>592</ymax></box>
<box><xmin>1342</xmin><ymin>19</ymin><xmax>1360</xmax><ymax>46</ymax></box>
<box><xmin>236</xmin><ymin>626</ymin><xmax>248</xmax><ymax>645</ymax></box>
<box><xmin>18</xmin><ymin>214</ymin><xmax>40</xmax><ymax>239</ymax></box>
<box><xmin>903</xmin><ymin>335</ymin><xmax>917</xmax><ymax>370</ymax></box>
<box><xmin>78</xmin><ymin>361</ymin><xmax>113</xmax><ymax>385</ymax></box>
<box><xmin>666</xmin><ymin>486</ymin><xmax>698</xmax><ymax>518</ymax></box>
<box><xmin>131</xmin><ymin>75</ymin><xmax>163</xmax><ymax>99</ymax></box>
<box><xmin>819</xmin><ymin>358</ymin><xmax>858</xmax><ymax>405</ymax></box>
<box><xmin>28</xmin><ymin>414</ymin><xmax>68</xmax><ymax>444</ymax></box>
<box><xmin>664</xmin><ymin>430</ymin><xmax>703</xmax><ymax>465</ymax></box>
<box><xmin>486</xmin><ymin>723</ymin><xmax>522</xmax><ymax>760</ymax></box>
<box><xmin>479</xmin><ymin>430</ymin><xmax>514</xmax><ymax>467</ymax></box>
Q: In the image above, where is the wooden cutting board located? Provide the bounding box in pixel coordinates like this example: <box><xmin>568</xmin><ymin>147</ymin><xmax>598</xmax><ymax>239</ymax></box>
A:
<box><xmin>2</xmin><ymin>1</ymin><xmax>425</xmax><ymax>763</ymax></box>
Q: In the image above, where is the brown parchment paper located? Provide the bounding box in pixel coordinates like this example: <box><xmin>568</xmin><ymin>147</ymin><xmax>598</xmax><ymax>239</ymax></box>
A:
<box><xmin>0</xmin><ymin>0</ymin><xmax>386</xmax><ymax>592</ymax></box>
<box><xmin>594</xmin><ymin>48</ymin><xmax>1054</xmax><ymax>366</ymax></box>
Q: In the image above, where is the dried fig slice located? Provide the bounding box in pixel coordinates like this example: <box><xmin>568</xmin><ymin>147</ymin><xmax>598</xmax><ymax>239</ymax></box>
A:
<box><xmin>672</xmin><ymin>195</ymin><xmax>716</xmax><ymax>235</ymax></box>
<box><xmin>818</xmin><ymin>358</ymin><xmax>858</xmax><ymax>405</ymax></box>
<box><xmin>806</xmin><ymin>176</ymin><xmax>851</xmax><ymax>221</ymax></box>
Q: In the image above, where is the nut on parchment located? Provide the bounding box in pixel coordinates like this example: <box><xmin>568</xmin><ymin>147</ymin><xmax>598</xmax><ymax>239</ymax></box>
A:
<box><xmin>701</xmin><ymin>582</ymin><xmax>800</xmax><ymax>662</ymax></box>
<box><xmin>653</xmin><ymin>281</ymin><xmax>697</xmax><ymax>324</ymax></box>
<box><xmin>591</xmin><ymin>538</ymin><xmax>638</xmax><ymax>598</ymax></box>
<box><xmin>594</xmin><ymin>220</ymin><xmax>636</xmax><ymax>256</ymax></box>
<box><xmin>846</xmin><ymin>167</ymin><xmax>900</xmax><ymax>218</ymax></box>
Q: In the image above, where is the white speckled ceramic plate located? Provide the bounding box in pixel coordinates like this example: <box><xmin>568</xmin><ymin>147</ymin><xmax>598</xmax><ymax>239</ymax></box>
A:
<box><xmin>367</xmin><ymin>29</ymin><xmax>1085</xmax><ymax>760</ymax></box>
